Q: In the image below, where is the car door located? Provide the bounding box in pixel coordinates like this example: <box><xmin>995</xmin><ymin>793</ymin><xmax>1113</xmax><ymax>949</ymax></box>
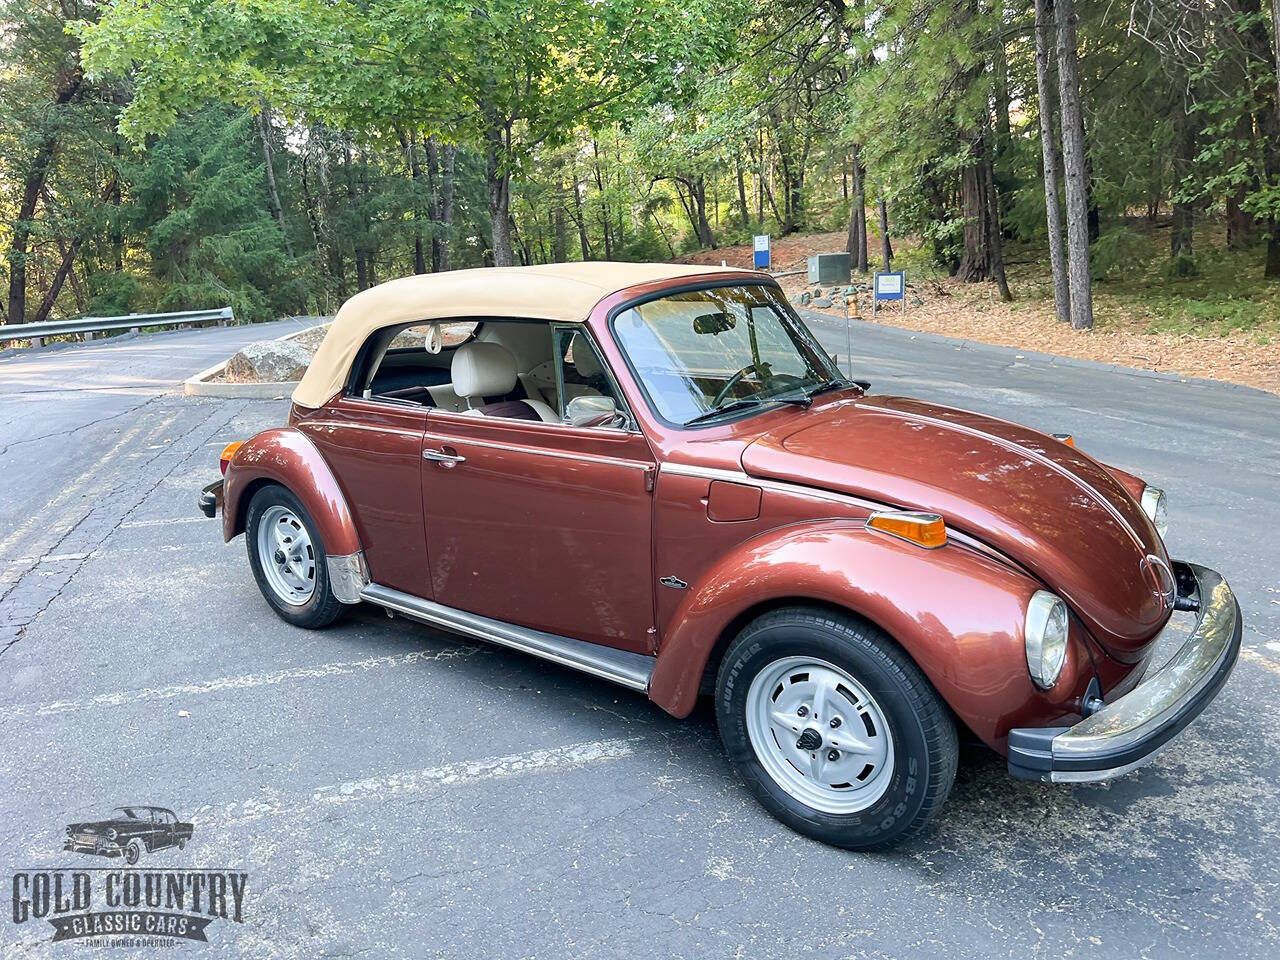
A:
<box><xmin>154</xmin><ymin>811</ymin><xmax>174</xmax><ymax>850</ymax></box>
<box><xmin>296</xmin><ymin>395</ymin><xmax>430</xmax><ymax>597</ymax></box>
<box><xmin>420</xmin><ymin>334</ymin><xmax>657</xmax><ymax>654</ymax></box>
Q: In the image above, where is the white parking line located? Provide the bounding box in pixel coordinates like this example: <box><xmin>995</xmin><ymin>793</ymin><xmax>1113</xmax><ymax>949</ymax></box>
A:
<box><xmin>7</xmin><ymin>647</ymin><xmax>478</xmax><ymax>718</ymax></box>
<box><xmin>120</xmin><ymin>516</ymin><xmax>208</xmax><ymax>528</ymax></box>
<box><xmin>1241</xmin><ymin>647</ymin><xmax>1280</xmax><ymax>677</ymax></box>
<box><xmin>198</xmin><ymin>738</ymin><xmax>640</xmax><ymax>828</ymax></box>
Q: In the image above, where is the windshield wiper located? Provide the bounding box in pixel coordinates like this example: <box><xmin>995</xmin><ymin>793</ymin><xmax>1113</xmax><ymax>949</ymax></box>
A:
<box><xmin>800</xmin><ymin>377</ymin><xmax>853</xmax><ymax>401</ymax></box>
<box><xmin>684</xmin><ymin>394</ymin><xmax>811</xmax><ymax>426</ymax></box>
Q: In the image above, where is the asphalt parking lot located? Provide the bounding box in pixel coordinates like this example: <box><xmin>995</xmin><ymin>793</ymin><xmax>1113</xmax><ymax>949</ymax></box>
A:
<box><xmin>2</xmin><ymin>314</ymin><xmax>1278</xmax><ymax>958</ymax></box>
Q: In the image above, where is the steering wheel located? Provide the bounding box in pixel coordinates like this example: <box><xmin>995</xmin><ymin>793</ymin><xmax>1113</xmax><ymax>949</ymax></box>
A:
<box><xmin>711</xmin><ymin>363</ymin><xmax>767</xmax><ymax>408</ymax></box>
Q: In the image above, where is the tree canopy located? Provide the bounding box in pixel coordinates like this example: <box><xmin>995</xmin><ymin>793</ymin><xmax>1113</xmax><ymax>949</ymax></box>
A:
<box><xmin>1</xmin><ymin>0</ymin><xmax>1277</xmax><ymax>328</ymax></box>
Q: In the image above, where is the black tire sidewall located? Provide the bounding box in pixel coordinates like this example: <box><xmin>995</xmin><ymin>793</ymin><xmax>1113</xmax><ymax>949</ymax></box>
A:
<box><xmin>717</xmin><ymin>614</ymin><xmax>945</xmax><ymax>850</ymax></box>
<box><xmin>245</xmin><ymin>485</ymin><xmax>341</xmax><ymax>628</ymax></box>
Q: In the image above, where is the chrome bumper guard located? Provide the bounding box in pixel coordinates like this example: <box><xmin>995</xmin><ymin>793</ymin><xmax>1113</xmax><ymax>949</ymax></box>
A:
<box><xmin>1008</xmin><ymin>561</ymin><xmax>1241</xmax><ymax>783</ymax></box>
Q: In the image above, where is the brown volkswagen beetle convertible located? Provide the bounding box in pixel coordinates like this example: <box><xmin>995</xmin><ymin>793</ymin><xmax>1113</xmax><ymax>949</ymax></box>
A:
<box><xmin>199</xmin><ymin>263</ymin><xmax>1241</xmax><ymax>849</ymax></box>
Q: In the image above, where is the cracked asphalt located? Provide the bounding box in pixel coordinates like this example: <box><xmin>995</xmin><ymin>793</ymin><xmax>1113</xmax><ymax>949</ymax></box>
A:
<box><xmin>2</xmin><ymin>315</ymin><xmax>1278</xmax><ymax>959</ymax></box>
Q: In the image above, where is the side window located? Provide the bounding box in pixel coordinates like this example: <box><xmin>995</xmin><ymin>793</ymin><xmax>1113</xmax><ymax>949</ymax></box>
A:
<box><xmin>552</xmin><ymin>328</ymin><xmax>628</xmax><ymax>428</ymax></box>
<box><xmin>353</xmin><ymin>321</ymin><xmax>480</xmax><ymax>404</ymax></box>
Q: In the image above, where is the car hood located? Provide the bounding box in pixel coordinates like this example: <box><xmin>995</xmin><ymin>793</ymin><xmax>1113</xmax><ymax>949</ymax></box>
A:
<box><xmin>740</xmin><ymin>395</ymin><xmax>1170</xmax><ymax>657</ymax></box>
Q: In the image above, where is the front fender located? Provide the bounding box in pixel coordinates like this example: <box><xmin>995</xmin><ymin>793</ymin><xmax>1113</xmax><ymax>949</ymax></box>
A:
<box><xmin>222</xmin><ymin>427</ymin><xmax>362</xmax><ymax>559</ymax></box>
<box><xmin>648</xmin><ymin>521</ymin><xmax>1099</xmax><ymax>751</ymax></box>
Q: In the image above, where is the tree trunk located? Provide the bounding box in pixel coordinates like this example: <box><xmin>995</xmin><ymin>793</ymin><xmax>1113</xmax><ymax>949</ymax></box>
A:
<box><xmin>1054</xmin><ymin>0</ymin><xmax>1094</xmax><ymax>329</ymax></box>
<box><xmin>257</xmin><ymin>103</ymin><xmax>294</xmax><ymax>257</ymax></box>
<box><xmin>878</xmin><ymin>196</ymin><xmax>892</xmax><ymax>272</ymax></box>
<box><xmin>1241</xmin><ymin>0</ymin><xmax>1280</xmax><ymax>277</ymax></box>
<box><xmin>30</xmin><ymin>236</ymin><xmax>82</xmax><ymax>325</ymax></box>
<box><xmin>592</xmin><ymin>140</ymin><xmax>612</xmax><ymax>259</ymax></box>
<box><xmin>1272</xmin><ymin>0</ymin><xmax>1280</xmax><ymax>111</ymax></box>
<box><xmin>847</xmin><ymin>153</ymin><xmax>868</xmax><ymax>271</ymax></box>
<box><xmin>428</xmin><ymin>141</ymin><xmax>456</xmax><ymax>273</ymax></box>
<box><xmin>1034</xmin><ymin>0</ymin><xmax>1070</xmax><ymax>323</ymax></box>
<box><xmin>484</xmin><ymin>123</ymin><xmax>515</xmax><ymax>267</ymax></box>
<box><xmin>5</xmin><ymin>70</ymin><xmax>83</xmax><ymax>325</ymax></box>
<box><xmin>694</xmin><ymin>177</ymin><xmax>714</xmax><ymax>247</ymax></box>
<box><xmin>572</xmin><ymin>176</ymin><xmax>591</xmax><ymax>260</ymax></box>
<box><xmin>982</xmin><ymin>152</ymin><xmax>1013</xmax><ymax>301</ymax></box>
<box><xmin>552</xmin><ymin>179</ymin><xmax>568</xmax><ymax>263</ymax></box>
<box><xmin>956</xmin><ymin>157</ymin><xmax>988</xmax><ymax>282</ymax></box>
<box><xmin>736</xmin><ymin>154</ymin><xmax>750</xmax><ymax>230</ymax></box>
<box><xmin>400</xmin><ymin>128</ymin><xmax>427</xmax><ymax>275</ymax></box>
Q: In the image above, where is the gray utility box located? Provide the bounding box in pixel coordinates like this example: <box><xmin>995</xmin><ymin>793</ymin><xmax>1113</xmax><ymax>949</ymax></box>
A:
<box><xmin>807</xmin><ymin>252</ymin><xmax>851</xmax><ymax>285</ymax></box>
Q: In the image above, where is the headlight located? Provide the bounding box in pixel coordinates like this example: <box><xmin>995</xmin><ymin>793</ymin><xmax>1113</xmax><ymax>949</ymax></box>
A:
<box><xmin>1025</xmin><ymin>590</ymin><xmax>1069</xmax><ymax>689</ymax></box>
<box><xmin>1141</xmin><ymin>485</ymin><xmax>1169</xmax><ymax>538</ymax></box>
<box><xmin>106</xmin><ymin>828</ymin><xmax>117</xmax><ymax>840</ymax></box>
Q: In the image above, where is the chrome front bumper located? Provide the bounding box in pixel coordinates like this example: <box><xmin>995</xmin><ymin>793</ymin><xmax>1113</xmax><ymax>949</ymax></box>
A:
<box><xmin>1008</xmin><ymin>561</ymin><xmax>1241</xmax><ymax>783</ymax></box>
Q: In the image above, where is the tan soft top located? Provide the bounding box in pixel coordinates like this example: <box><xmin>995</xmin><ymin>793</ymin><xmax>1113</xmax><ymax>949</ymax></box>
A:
<box><xmin>292</xmin><ymin>261</ymin><xmax>748</xmax><ymax>408</ymax></box>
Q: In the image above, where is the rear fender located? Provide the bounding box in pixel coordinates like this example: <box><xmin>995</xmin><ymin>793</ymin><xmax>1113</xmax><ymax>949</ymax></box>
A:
<box><xmin>222</xmin><ymin>428</ymin><xmax>365</xmax><ymax>599</ymax></box>
<box><xmin>648</xmin><ymin>520</ymin><xmax>1097</xmax><ymax>751</ymax></box>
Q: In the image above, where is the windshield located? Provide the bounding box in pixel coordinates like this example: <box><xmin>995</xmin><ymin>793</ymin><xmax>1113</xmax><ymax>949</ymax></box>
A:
<box><xmin>612</xmin><ymin>284</ymin><xmax>843</xmax><ymax>426</ymax></box>
<box><xmin>113</xmin><ymin>807</ymin><xmax>146</xmax><ymax>820</ymax></box>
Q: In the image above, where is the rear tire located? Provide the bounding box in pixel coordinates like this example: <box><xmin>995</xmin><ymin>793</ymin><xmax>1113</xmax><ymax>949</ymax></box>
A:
<box><xmin>245</xmin><ymin>485</ymin><xmax>344</xmax><ymax>629</ymax></box>
<box><xmin>715</xmin><ymin>606</ymin><xmax>957</xmax><ymax>850</ymax></box>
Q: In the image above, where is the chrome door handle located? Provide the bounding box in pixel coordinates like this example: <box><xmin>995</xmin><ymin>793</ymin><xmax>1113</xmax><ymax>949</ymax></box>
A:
<box><xmin>422</xmin><ymin>447</ymin><xmax>466</xmax><ymax>465</ymax></box>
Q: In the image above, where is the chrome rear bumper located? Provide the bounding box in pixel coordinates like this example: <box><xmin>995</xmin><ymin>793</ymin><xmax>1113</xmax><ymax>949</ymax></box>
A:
<box><xmin>1008</xmin><ymin>561</ymin><xmax>1241</xmax><ymax>782</ymax></box>
<box><xmin>198</xmin><ymin>479</ymin><xmax>223</xmax><ymax>518</ymax></box>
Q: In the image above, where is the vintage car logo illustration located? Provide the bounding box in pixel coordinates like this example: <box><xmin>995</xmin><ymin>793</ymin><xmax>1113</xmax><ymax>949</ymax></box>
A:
<box><xmin>8</xmin><ymin>805</ymin><xmax>246</xmax><ymax>946</ymax></box>
<box><xmin>64</xmin><ymin>805</ymin><xmax>193</xmax><ymax>865</ymax></box>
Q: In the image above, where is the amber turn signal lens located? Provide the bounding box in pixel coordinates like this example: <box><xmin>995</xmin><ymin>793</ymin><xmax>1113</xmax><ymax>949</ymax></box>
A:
<box><xmin>219</xmin><ymin>441</ymin><xmax>244</xmax><ymax>475</ymax></box>
<box><xmin>866</xmin><ymin>511</ymin><xmax>947</xmax><ymax>549</ymax></box>
<box><xmin>1051</xmin><ymin>432</ymin><xmax>1075</xmax><ymax>447</ymax></box>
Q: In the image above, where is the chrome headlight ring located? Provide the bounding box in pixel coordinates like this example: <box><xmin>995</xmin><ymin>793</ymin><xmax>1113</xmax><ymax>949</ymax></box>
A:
<box><xmin>1025</xmin><ymin>590</ymin><xmax>1069</xmax><ymax>689</ymax></box>
<box><xmin>1141</xmin><ymin>485</ymin><xmax>1169</xmax><ymax>539</ymax></box>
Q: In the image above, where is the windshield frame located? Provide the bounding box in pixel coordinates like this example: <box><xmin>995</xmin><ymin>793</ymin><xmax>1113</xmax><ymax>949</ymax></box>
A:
<box><xmin>606</xmin><ymin>279</ymin><xmax>845</xmax><ymax>430</ymax></box>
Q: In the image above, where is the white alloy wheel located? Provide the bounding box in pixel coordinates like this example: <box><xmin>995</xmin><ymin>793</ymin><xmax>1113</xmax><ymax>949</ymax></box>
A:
<box><xmin>255</xmin><ymin>504</ymin><xmax>316</xmax><ymax>606</ymax></box>
<box><xmin>745</xmin><ymin>656</ymin><xmax>895</xmax><ymax>814</ymax></box>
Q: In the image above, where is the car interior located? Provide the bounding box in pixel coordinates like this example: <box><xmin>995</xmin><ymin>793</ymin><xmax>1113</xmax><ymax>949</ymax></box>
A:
<box><xmin>348</xmin><ymin>319</ymin><xmax>626</xmax><ymax>427</ymax></box>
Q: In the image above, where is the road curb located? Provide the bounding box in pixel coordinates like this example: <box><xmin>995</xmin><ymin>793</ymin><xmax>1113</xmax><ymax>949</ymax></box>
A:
<box><xmin>182</xmin><ymin>322</ymin><xmax>326</xmax><ymax>399</ymax></box>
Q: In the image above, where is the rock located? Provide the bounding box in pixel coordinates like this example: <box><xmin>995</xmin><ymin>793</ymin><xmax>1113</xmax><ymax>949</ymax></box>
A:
<box><xmin>225</xmin><ymin>339</ymin><xmax>312</xmax><ymax>383</ymax></box>
<box><xmin>911</xmin><ymin>296</ymin><xmax>924</xmax><ymax>306</ymax></box>
<box><xmin>813</xmin><ymin>297</ymin><xmax>833</xmax><ymax>308</ymax></box>
<box><xmin>798</xmin><ymin>291</ymin><xmax>811</xmax><ymax>305</ymax></box>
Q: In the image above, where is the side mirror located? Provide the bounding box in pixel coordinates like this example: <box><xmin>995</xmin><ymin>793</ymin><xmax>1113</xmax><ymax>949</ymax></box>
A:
<box><xmin>693</xmin><ymin>311</ymin><xmax>736</xmax><ymax>336</ymax></box>
<box><xmin>565</xmin><ymin>394</ymin><xmax>624</xmax><ymax>428</ymax></box>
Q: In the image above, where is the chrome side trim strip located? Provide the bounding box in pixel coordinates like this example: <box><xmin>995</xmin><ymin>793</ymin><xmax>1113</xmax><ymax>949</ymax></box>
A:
<box><xmin>659</xmin><ymin>462</ymin><xmax>885</xmax><ymax>511</ymax></box>
<box><xmin>432</xmin><ymin>433</ymin><xmax>650</xmax><ymax>469</ymax></box>
<box><xmin>326</xmin><ymin>551</ymin><xmax>370</xmax><ymax>604</ymax></box>
<box><xmin>659</xmin><ymin>463</ymin><xmax>1037</xmax><ymax>569</ymax></box>
<box><xmin>359</xmin><ymin>583</ymin><xmax>655</xmax><ymax>692</ymax></box>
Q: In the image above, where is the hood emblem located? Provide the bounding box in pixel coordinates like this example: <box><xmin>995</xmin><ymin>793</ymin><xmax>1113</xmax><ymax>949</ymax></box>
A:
<box><xmin>1141</xmin><ymin>555</ymin><xmax>1177</xmax><ymax>606</ymax></box>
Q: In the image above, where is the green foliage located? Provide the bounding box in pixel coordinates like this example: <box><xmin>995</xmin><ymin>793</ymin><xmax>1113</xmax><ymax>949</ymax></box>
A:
<box><xmin>1090</xmin><ymin>226</ymin><xmax>1152</xmax><ymax>280</ymax></box>
<box><xmin>3</xmin><ymin>0</ymin><xmax>1279</xmax><ymax>333</ymax></box>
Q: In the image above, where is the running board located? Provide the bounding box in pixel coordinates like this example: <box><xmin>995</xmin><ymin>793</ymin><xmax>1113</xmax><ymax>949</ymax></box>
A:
<box><xmin>360</xmin><ymin>583</ymin><xmax>654</xmax><ymax>693</ymax></box>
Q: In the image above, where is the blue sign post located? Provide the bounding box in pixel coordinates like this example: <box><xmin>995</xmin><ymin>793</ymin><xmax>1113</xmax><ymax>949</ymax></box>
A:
<box><xmin>753</xmin><ymin>234</ymin><xmax>771</xmax><ymax>269</ymax></box>
<box><xmin>873</xmin><ymin>271</ymin><xmax>906</xmax><ymax>316</ymax></box>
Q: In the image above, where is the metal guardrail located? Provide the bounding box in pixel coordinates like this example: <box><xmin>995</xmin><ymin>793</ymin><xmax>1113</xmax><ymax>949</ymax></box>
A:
<box><xmin>0</xmin><ymin>307</ymin><xmax>234</xmax><ymax>347</ymax></box>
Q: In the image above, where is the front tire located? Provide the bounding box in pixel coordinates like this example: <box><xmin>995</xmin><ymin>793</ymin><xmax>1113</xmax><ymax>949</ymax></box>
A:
<box><xmin>245</xmin><ymin>485</ymin><xmax>344</xmax><ymax>629</ymax></box>
<box><xmin>715</xmin><ymin>606</ymin><xmax>957</xmax><ymax>850</ymax></box>
<box><xmin>124</xmin><ymin>839</ymin><xmax>143</xmax><ymax>865</ymax></box>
